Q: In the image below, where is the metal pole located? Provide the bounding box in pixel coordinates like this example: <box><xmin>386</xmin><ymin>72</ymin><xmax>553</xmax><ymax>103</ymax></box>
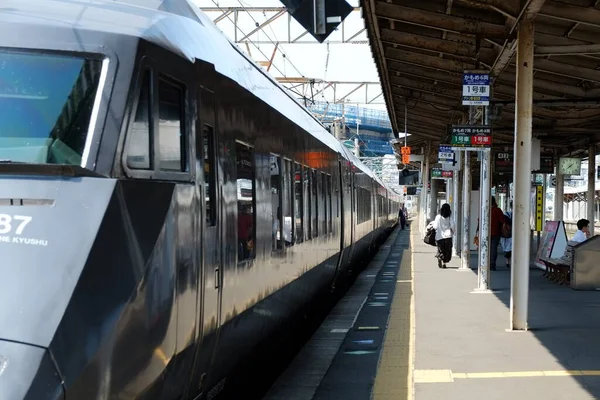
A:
<box><xmin>430</xmin><ymin>178</ymin><xmax>438</xmax><ymax>221</ymax></box>
<box><xmin>453</xmin><ymin>153</ymin><xmax>462</xmax><ymax>256</ymax></box>
<box><xmin>542</xmin><ymin>174</ymin><xmax>547</xmax><ymax>226</ymax></box>
<box><xmin>461</xmin><ymin>149</ymin><xmax>472</xmax><ymax>270</ymax></box>
<box><xmin>588</xmin><ymin>145</ymin><xmax>595</xmax><ymax>236</ymax></box>
<box><xmin>477</xmin><ymin>107</ymin><xmax>492</xmax><ymax>291</ymax></box>
<box><xmin>510</xmin><ymin>18</ymin><xmax>534</xmax><ymax>331</ymax></box>
<box><xmin>554</xmin><ymin>165</ymin><xmax>564</xmax><ymax>221</ymax></box>
<box><xmin>422</xmin><ymin>145</ymin><xmax>430</xmax><ymax>233</ymax></box>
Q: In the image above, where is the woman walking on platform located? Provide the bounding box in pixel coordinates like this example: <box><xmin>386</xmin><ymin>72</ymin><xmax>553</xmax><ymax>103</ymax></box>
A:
<box><xmin>432</xmin><ymin>203</ymin><xmax>454</xmax><ymax>269</ymax></box>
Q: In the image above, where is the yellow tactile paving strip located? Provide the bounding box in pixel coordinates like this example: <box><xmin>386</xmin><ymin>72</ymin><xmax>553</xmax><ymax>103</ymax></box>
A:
<box><xmin>414</xmin><ymin>369</ymin><xmax>600</xmax><ymax>382</ymax></box>
<box><xmin>371</xmin><ymin>232</ymin><xmax>415</xmax><ymax>400</ymax></box>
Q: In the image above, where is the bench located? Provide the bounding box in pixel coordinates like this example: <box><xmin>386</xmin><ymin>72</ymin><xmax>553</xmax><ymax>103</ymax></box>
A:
<box><xmin>540</xmin><ymin>256</ymin><xmax>570</xmax><ymax>286</ymax></box>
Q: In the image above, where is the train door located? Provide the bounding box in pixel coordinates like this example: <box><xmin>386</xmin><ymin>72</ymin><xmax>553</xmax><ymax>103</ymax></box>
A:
<box><xmin>350</xmin><ymin>169</ymin><xmax>356</xmax><ymax>247</ymax></box>
<box><xmin>187</xmin><ymin>86</ymin><xmax>223</xmax><ymax>399</ymax></box>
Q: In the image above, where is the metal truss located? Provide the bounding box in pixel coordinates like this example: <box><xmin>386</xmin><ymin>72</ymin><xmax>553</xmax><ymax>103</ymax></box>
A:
<box><xmin>200</xmin><ymin>6</ymin><xmax>368</xmax><ymax>44</ymax></box>
<box><xmin>358</xmin><ymin>156</ymin><xmax>401</xmax><ymax>191</ymax></box>
<box><xmin>277</xmin><ymin>77</ymin><xmax>385</xmax><ymax>105</ymax></box>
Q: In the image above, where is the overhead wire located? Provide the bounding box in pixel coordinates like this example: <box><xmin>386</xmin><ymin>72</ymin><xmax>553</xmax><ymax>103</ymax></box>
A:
<box><xmin>235</xmin><ymin>0</ymin><xmax>305</xmax><ymax>77</ymax></box>
<box><xmin>209</xmin><ymin>0</ymin><xmax>291</xmax><ymax>79</ymax></box>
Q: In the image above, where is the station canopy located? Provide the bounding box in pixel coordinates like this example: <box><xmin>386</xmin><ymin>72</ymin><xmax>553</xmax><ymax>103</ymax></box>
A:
<box><xmin>361</xmin><ymin>0</ymin><xmax>600</xmax><ymax>156</ymax></box>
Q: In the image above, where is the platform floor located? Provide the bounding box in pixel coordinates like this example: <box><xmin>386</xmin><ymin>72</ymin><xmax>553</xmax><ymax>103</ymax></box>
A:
<box><xmin>261</xmin><ymin>224</ymin><xmax>600</xmax><ymax>400</ymax></box>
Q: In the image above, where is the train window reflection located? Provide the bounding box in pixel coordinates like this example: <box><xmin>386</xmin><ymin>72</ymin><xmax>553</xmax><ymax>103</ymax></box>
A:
<box><xmin>294</xmin><ymin>163</ymin><xmax>304</xmax><ymax>244</ymax></box>
<box><xmin>158</xmin><ymin>77</ymin><xmax>186</xmax><ymax>172</ymax></box>
<box><xmin>327</xmin><ymin>175</ymin><xmax>333</xmax><ymax>233</ymax></box>
<box><xmin>311</xmin><ymin>169</ymin><xmax>318</xmax><ymax>238</ymax></box>
<box><xmin>283</xmin><ymin>159</ymin><xmax>293</xmax><ymax>247</ymax></box>
<box><xmin>304</xmin><ymin>167</ymin><xmax>310</xmax><ymax>240</ymax></box>
<box><xmin>236</xmin><ymin>142</ymin><xmax>255</xmax><ymax>261</ymax></box>
<box><xmin>0</xmin><ymin>50</ymin><xmax>103</xmax><ymax>166</ymax></box>
<box><xmin>320</xmin><ymin>172</ymin><xmax>326</xmax><ymax>235</ymax></box>
<box><xmin>127</xmin><ymin>69</ymin><xmax>152</xmax><ymax>170</ymax></box>
<box><xmin>271</xmin><ymin>154</ymin><xmax>283</xmax><ymax>251</ymax></box>
<box><xmin>204</xmin><ymin>125</ymin><xmax>216</xmax><ymax>226</ymax></box>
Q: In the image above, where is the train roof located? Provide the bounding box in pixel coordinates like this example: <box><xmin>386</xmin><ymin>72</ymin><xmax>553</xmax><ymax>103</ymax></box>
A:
<box><xmin>2</xmin><ymin>0</ymin><xmax>394</xmax><ymax>193</ymax></box>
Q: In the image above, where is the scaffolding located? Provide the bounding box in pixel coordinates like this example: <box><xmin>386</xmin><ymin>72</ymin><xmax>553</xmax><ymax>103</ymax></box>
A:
<box><xmin>307</xmin><ymin>101</ymin><xmax>392</xmax><ymax>133</ymax></box>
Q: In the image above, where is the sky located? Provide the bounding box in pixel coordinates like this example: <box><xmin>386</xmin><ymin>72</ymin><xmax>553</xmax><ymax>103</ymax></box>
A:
<box><xmin>193</xmin><ymin>0</ymin><xmax>388</xmax><ymax>111</ymax></box>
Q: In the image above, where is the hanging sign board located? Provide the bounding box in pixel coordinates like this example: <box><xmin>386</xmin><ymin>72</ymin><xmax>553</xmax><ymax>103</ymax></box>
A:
<box><xmin>529</xmin><ymin>185</ymin><xmax>544</xmax><ymax>232</ymax></box>
<box><xmin>495</xmin><ymin>151</ymin><xmax>513</xmax><ymax>173</ymax></box>
<box><xmin>400</xmin><ymin>146</ymin><xmax>411</xmax><ymax>155</ymax></box>
<box><xmin>432</xmin><ymin>168</ymin><xmax>453</xmax><ymax>179</ymax></box>
<box><xmin>462</xmin><ymin>72</ymin><xmax>490</xmax><ymax>105</ymax></box>
<box><xmin>438</xmin><ymin>145</ymin><xmax>454</xmax><ymax>163</ymax></box>
<box><xmin>532</xmin><ymin>155</ymin><xmax>554</xmax><ymax>174</ymax></box>
<box><xmin>450</xmin><ymin>125</ymin><xmax>492</xmax><ymax>149</ymax></box>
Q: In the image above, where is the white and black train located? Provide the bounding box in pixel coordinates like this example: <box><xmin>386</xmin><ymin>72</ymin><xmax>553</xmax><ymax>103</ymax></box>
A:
<box><xmin>0</xmin><ymin>1</ymin><xmax>401</xmax><ymax>399</ymax></box>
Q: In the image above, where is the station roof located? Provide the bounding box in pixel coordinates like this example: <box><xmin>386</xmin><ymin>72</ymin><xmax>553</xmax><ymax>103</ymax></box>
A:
<box><xmin>361</xmin><ymin>0</ymin><xmax>600</xmax><ymax>156</ymax></box>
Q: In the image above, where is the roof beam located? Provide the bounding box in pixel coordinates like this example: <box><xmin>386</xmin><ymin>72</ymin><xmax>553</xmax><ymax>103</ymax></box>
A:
<box><xmin>533</xmin><ymin>58</ymin><xmax>600</xmax><ymax>83</ymax></box>
<box><xmin>380</xmin><ymin>28</ymin><xmax>496</xmax><ymax>59</ymax></box>
<box><xmin>390</xmin><ymin>75</ymin><xmax>459</xmax><ymax>99</ymax></box>
<box><xmin>490</xmin><ymin>0</ymin><xmax>547</xmax><ymax>77</ymax></box>
<box><xmin>539</xmin><ymin>0</ymin><xmax>600</xmax><ymax>28</ymax></box>
<box><xmin>385</xmin><ymin>47</ymin><xmax>476</xmax><ymax>74</ymax></box>
<box><xmin>375</xmin><ymin>2</ymin><xmax>507</xmax><ymax>37</ymax></box>
<box><xmin>535</xmin><ymin>44</ymin><xmax>600</xmax><ymax>56</ymax></box>
<box><xmin>387</xmin><ymin>63</ymin><xmax>463</xmax><ymax>86</ymax></box>
<box><xmin>392</xmin><ymin>109</ymin><xmax>451</xmax><ymax>128</ymax></box>
<box><xmin>392</xmin><ymin>88</ymin><xmax>459</xmax><ymax>108</ymax></box>
<box><xmin>495</xmin><ymin>73</ymin><xmax>600</xmax><ymax>98</ymax></box>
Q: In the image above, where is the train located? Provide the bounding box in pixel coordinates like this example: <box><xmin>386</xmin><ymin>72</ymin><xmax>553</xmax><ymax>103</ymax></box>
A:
<box><xmin>0</xmin><ymin>1</ymin><xmax>401</xmax><ymax>399</ymax></box>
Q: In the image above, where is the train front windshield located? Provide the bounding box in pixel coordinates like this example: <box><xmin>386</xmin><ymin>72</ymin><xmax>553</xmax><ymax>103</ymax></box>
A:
<box><xmin>0</xmin><ymin>49</ymin><xmax>104</xmax><ymax>166</ymax></box>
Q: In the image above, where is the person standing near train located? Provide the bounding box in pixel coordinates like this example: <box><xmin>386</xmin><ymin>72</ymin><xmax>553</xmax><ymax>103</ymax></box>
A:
<box><xmin>431</xmin><ymin>203</ymin><xmax>454</xmax><ymax>269</ymax></box>
<box><xmin>399</xmin><ymin>204</ymin><xmax>407</xmax><ymax>230</ymax></box>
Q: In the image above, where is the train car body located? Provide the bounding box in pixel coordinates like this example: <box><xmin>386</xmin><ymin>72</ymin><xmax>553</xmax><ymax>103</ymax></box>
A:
<box><xmin>0</xmin><ymin>1</ymin><xmax>401</xmax><ymax>399</ymax></box>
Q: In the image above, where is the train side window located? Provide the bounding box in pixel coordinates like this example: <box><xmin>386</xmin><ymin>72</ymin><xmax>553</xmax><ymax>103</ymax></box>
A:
<box><xmin>327</xmin><ymin>175</ymin><xmax>333</xmax><ymax>233</ymax></box>
<box><xmin>157</xmin><ymin>77</ymin><xmax>187</xmax><ymax>172</ymax></box>
<box><xmin>304</xmin><ymin>167</ymin><xmax>311</xmax><ymax>240</ymax></box>
<box><xmin>320</xmin><ymin>172</ymin><xmax>327</xmax><ymax>235</ymax></box>
<box><xmin>236</xmin><ymin>142</ymin><xmax>256</xmax><ymax>262</ymax></box>
<box><xmin>294</xmin><ymin>163</ymin><xmax>304</xmax><ymax>244</ymax></box>
<box><xmin>283</xmin><ymin>159</ymin><xmax>293</xmax><ymax>247</ymax></box>
<box><xmin>126</xmin><ymin>69</ymin><xmax>152</xmax><ymax>170</ymax></box>
<box><xmin>204</xmin><ymin>125</ymin><xmax>216</xmax><ymax>226</ymax></box>
<box><xmin>311</xmin><ymin>169</ymin><xmax>318</xmax><ymax>238</ymax></box>
<box><xmin>271</xmin><ymin>154</ymin><xmax>283</xmax><ymax>251</ymax></box>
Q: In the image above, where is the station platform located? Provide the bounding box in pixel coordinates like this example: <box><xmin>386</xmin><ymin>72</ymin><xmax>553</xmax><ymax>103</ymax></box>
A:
<box><xmin>261</xmin><ymin>224</ymin><xmax>600</xmax><ymax>400</ymax></box>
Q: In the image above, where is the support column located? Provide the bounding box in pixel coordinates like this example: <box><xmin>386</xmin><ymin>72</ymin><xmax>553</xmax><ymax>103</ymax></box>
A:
<box><xmin>554</xmin><ymin>165</ymin><xmax>564</xmax><ymax>221</ymax></box>
<box><xmin>453</xmin><ymin>155</ymin><xmax>462</xmax><ymax>256</ymax></box>
<box><xmin>477</xmin><ymin>109</ymin><xmax>492</xmax><ymax>291</ymax></box>
<box><xmin>421</xmin><ymin>146</ymin><xmax>430</xmax><ymax>233</ymax></box>
<box><xmin>430</xmin><ymin>178</ymin><xmax>439</xmax><ymax>221</ymax></box>
<box><xmin>588</xmin><ymin>145</ymin><xmax>595</xmax><ymax>236</ymax></box>
<box><xmin>510</xmin><ymin>18</ymin><xmax>534</xmax><ymax>331</ymax></box>
<box><xmin>461</xmin><ymin>151</ymin><xmax>471</xmax><ymax>270</ymax></box>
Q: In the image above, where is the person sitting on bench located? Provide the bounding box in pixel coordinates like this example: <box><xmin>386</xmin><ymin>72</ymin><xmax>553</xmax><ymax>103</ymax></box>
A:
<box><xmin>572</xmin><ymin>219</ymin><xmax>591</xmax><ymax>243</ymax></box>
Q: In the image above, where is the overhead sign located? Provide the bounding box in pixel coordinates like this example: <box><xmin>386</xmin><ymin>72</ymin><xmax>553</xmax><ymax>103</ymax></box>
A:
<box><xmin>532</xmin><ymin>155</ymin><xmax>554</xmax><ymax>174</ymax></box>
<box><xmin>462</xmin><ymin>72</ymin><xmax>490</xmax><ymax>106</ymax></box>
<box><xmin>438</xmin><ymin>145</ymin><xmax>454</xmax><ymax>163</ymax></box>
<box><xmin>432</xmin><ymin>169</ymin><xmax>453</xmax><ymax>179</ymax></box>
<box><xmin>495</xmin><ymin>151</ymin><xmax>513</xmax><ymax>174</ymax></box>
<box><xmin>450</xmin><ymin>125</ymin><xmax>492</xmax><ymax>148</ymax></box>
<box><xmin>280</xmin><ymin>0</ymin><xmax>354</xmax><ymax>43</ymax></box>
<box><xmin>400</xmin><ymin>146</ymin><xmax>411</xmax><ymax>155</ymax></box>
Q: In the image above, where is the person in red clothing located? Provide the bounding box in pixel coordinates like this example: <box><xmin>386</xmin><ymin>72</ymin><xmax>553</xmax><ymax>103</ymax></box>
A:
<box><xmin>489</xmin><ymin>197</ymin><xmax>507</xmax><ymax>271</ymax></box>
<box><xmin>475</xmin><ymin>197</ymin><xmax>507</xmax><ymax>270</ymax></box>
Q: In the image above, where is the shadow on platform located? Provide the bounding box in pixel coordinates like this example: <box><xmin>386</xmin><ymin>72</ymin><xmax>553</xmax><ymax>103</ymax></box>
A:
<box><xmin>414</xmin><ymin>231</ymin><xmax>600</xmax><ymax>399</ymax></box>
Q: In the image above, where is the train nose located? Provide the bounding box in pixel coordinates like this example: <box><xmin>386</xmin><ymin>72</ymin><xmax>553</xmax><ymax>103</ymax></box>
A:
<box><xmin>0</xmin><ymin>340</ymin><xmax>64</xmax><ymax>400</ymax></box>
